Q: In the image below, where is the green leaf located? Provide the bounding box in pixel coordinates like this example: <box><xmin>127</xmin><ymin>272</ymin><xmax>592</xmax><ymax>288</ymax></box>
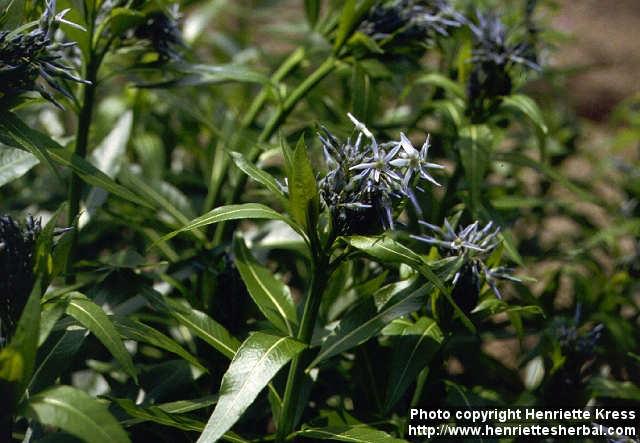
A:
<box><xmin>457</xmin><ymin>125</ymin><xmax>491</xmax><ymax>218</ymax></box>
<box><xmin>285</xmin><ymin>136</ymin><xmax>319</xmax><ymax>231</ymax></box>
<box><xmin>82</xmin><ymin>111</ymin><xmax>133</xmax><ymax>227</ymax></box>
<box><xmin>0</xmin><ymin>146</ymin><xmax>38</xmax><ymax>187</ymax></box>
<box><xmin>297</xmin><ymin>425</ymin><xmax>406</xmax><ymax>442</ymax></box>
<box><xmin>20</xmin><ymin>385</ymin><xmax>130</xmax><ymax>443</ymax></box>
<box><xmin>384</xmin><ymin>317</ymin><xmax>443</xmax><ymax>412</ymax></box>
<box><xmin>232</xmin><ymin>234</ymin><xmax>298</xmax><ymax>335</ymax></box>
<box><xmin>156</xmin><ymin>203</ymin><xmax>298</xmax><ymax>246</ymax></box>
<box><xmin>135</xmin><ymin>63</ymin><xmax>268</xmax><ymax>88</ymax></box>
<box><xmin>33</xmin><ymin>203</ymin><xmax>66</xmax><ymax>280</ymax></box>
<box><xmin>155</xmin><ymin>395</ymin><xmax>219</xmax><ymax>414</ymax></box>
<box><xmin>588</xmin><ymin>378</ymin><xmax>640</xmax><ymax>401</ymax></box>
<box><xmin>346</xmin><ymin>237</ymin><xmax>477</xmax><ymax>332</ymax></box>
<box><xmin>114</xmin><ymin>397</ymin><xmax>205</xmax><ymax>432</ymax></box>
<box><xmin>351</xmin><ymin>63</ymin><xmax>370</xmax><ymax>120</ymax></box>
<box><xmin>113</xmin><ymin>317</ymin><xmax>206</xmax><ymax>372</ymax></box>
<box><xmin>0</xmin><ymin>279</ymin><xmax>42</xmax><ymax>406</ymax></box>
<box><xmin>164</xmin><ymin>298</ymin><xmax>241</xmax><ymax>360</ymax></box>
<box><xmin>109</xmin><ymin>7</ymin><xmax>145</xmax><ymax>35</ymax></box>
<box><xmin>64</xmin><ymin>293</ymin><xmax>137</xmax><ymax>381</ymax></box>
<box><xmin>500</xmin><ymin>94</ymin><xmax>548</xmax><ymax>135</ymax></box>
<box><xmin>472</xmin><ymin>298</ymin><xmax>543</xmax><ymax>317</ymax></box>
<box><xmin>119</xmin><ymin>167</ymin><xmax>205</xmax><ymax>242</ymax></box>
<box><xmin>416</xmin><ymin>73</ymin><xmax>465</xmax><ymax>99</ymax></box>
<box><xmin>29</xmin><ymin>329</ymin><xmax>87</xmax><ymax>394</ymax></box>
<box><xmin>304</xmin><ymin>0</ymin><xmax>320</xmax><ymax>27</ymax></box>
<box><xmin>333</xmin><ymin>0</ymin><xmax>356</xmax><ymax>52</ymax></box>
<box><xmin>308</xmin><ymin>280</ymin><xmax>431</xmax><ymax>368</ymax></box>
<box><xmin>345</xmin><ymin>236</ymin><xmax>446</xmax><ymax>293</ymax></box>
<box><xmin>38</xmin><ymin>302</ymin><xmax>66</xmax><ymax>346</ymax></box>
<box><xmin>197</xmin><ymin>332</ymin><xmax>305</xmax><ymax>443</ymax></box>
<box><xmin>0</xmin><ymin>112</ymin><xmax>150</xmax><ymax>208</ymax></box>
<box><xmin>229</xmin><ymin>151</ymin><xmax>287</xmax><ymax>204</ymax></box>
<box><xmin>333</xmin><ymin>0</ymin><xmax>376</xmax><ymax>53</ymax></box>
<box><xmin>0</xmin><ymin>0</ymin><xmax>25</xmax><ymax>29</ymax></box>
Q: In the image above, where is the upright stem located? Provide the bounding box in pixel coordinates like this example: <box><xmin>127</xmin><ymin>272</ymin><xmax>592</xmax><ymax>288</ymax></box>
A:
<box><xmin>276</xmin><ymin>253</ymin><xmax>328</xmax><ymax>442</ymax></box>
<box><xmin>204</xmin><ymin>49</ymin><xmax>306</xmax><ymax>214</ymax></box>
<box><xmin>213</xmin><ymin>57</ymin><xmax>338</xmax><ymax>245</ymax></box>
<box><xmin>65</xmin><ymin>59</ymin><xmax>98</xmax><ymax>283</ymax></box>
<box><xmin>241</xmin><ymin>47</ymin><xmax>306</xmax><ymax>129</ymax></box>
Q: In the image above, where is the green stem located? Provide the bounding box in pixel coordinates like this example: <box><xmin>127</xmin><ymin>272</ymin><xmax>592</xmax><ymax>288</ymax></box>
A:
<box><xmin>276</xmin><ymin>254</ymin><xmax>329</xmax><ymax>442</ymax></box>
<box><xmin>259</xmin><ymin>56</ymin><xmax>337</xmax><ymax>145</ymax></box>
<box><xmin>65</xmin><ymin>59</ymin><xmax>98</xmax><ymax>283</ymax></box>
<box><xmin>213</xmin><ymin>57</ymin><xmax>338</xmax><ymax>245</ymax></box>
<box><xmin>241</xmin><ymin>47</ymin><xmax>306</xmax><ymax>129</ymax></box>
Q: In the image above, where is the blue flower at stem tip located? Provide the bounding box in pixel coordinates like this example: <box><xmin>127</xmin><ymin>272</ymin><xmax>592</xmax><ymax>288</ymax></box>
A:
<box><xmin>318</xmin><ymin>113</ymin><xmax>444</xmax><ymax>235</ymax></box>
<box><xmin>411</xmin><ymin>217</ymin><xmax>521</xmax><ymax>299</ymax></box>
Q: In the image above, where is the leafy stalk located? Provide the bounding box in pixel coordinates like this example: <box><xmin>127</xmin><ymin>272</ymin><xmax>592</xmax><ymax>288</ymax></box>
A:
<box><xmin>65</xmin><ymin>57</ymin><xmax>98</xmax><ymax>283</ymax></box>
<box><xmin>276</xmin><ymin>251</ymin><xmax>329</xmax><ymax>442</ymax></box>
<box><xmin>213</xmin><ymin>57</ymin><xmax>338</xmax><ymax>244</ymax></box>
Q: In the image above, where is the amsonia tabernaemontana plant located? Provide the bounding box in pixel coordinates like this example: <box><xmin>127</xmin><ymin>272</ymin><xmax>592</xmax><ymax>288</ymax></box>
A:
<box><xmin>1</xmin><ymin>0</ymin><xmax>638</xmax><ymax>442</ymax></box>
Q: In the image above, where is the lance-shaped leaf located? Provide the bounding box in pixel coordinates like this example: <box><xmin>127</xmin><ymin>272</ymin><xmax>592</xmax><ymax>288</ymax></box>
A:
<box><xmin>0</xmin><ymin>111</ymin><xmax>150</xmax><ymax>208</ymax></box>
<box><xmin>346</xmin><ymin>234</ymin><xmax>476</xmax><ymax>334</ymax></box>
<box><xmin>0</xmin><ymin>146</ymin><xmax>39</xmax><ymax>187</ymax></box>
<box><xmin>308</xmin><ymin>280</ymin><xmax>430</xmax><ymax>369</ymax></box>
<box><xmin>229</xmin><ymin>151</ymin><xmax>287</xmax><ymax>204</ymax></box>
<box><xmin>0</xmin><ymin>279</ymin><xmax>42</xmax><ymax>408</ymax></box>
<box><xmin>283</xmin><ymin>136</ymin><xmax>319</xmax><ymax>231</ymax></box>
<box><xmin>167</xmin><ymin>299</ymin><xmax>241</xmax><ymax>360</ymax></box>
<box><xmin>304</xmin><ymin>0</ymin><xmax>320</xmax><ymax>27</ymax></box>
<box><xmin>81</xmin><ymin>111</ymin><xmax>133</xmax><ymax>228</ymax></box>
<box><xmin>29</xmin><ymin>329</ymin><xmax>87</xmax><ymax>394</ymax></box>
<box><xmin>384</xmin><ymin>317</ymin><xmax>443</xmax><ymax>412</ymax></box>
<box><xmin>416</xmin><ymin>73</ymin><xmax>465</xmax><ymax>99</ymax></box>
<box><xmin>140</xmin><ymin>287</ymin><xmax>241</xmax><ymax>360</ymax></box>
<box><xmin>333</xmin><ymin>0</ymin><xmax>376</xmax><ymax>53</ymax></box>
<box><xmin>499</xmin><ymin>94</ymin><xmax>548</xmax><ymax>135</ymax></box>
<box><xmin>134</xmin><ymin>62</ymin><xmax>268</xmax><ymax>88</ymax></box>
<box><xmin>197</xmin><ymin>332</ymin><xmax>305</xmax><ymax>443</ymax></box>
<box><xmin>155</xmin><ymin>203</ymin><xmax>301</xmax><ymax>246</ymax></box>
<box><xmin>113</xmin><ymin>397</ymin><xmax>206</xmax><ymax>432</ymax></box>
<box><xmin>233</xmin><ymin>235</ymin><xmax>298</xmax><ymax>335</ymax></box>
<box><xmin>296</xmin><ymin>425</ymin><xmax>406</xmax><ymax>442</ymax></box>
<box><xmin>345</xmin><ymin>236</ymin><xmax>446</xmax><ymax>293</ymax></box>
<box><xmin>113</xmin><ymin>317</ymin><xmax>206</xmax><ymax>372</ymax></box>
<box><xmin>20</xmin><ymin>385</ymin><xmax>130</xmax><ymax>443</ymax></box>
<box><xmin>457</xmin><ymin>124</ymin><xmax>491</xmax><ymax>218</ymax></box>
<box><xmin>64</xmin><ymin>293</ymin><xmax>137</xmax><ymax>381</ymax></box>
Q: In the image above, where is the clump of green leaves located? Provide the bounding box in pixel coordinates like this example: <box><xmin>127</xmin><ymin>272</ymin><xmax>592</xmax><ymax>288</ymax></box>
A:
<box><xmin>0</xmin><ymin>0</ymin><xmax>638</xmax><ymax>442</ymax></box>
<box><xmin>0</xmin><ymin>0</ymin><xmax>88</xmax><ymax>108</ymax></box>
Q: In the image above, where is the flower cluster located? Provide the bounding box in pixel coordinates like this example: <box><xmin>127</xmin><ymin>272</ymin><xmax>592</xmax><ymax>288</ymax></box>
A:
<box><xmin>557</xmin><ymin>322</ymin><xmax>604</xmax><ymax>359</ymax></box>
<box><xmin>0</xmin><ymin>0</ymin><xmax>88</xmax><ymax>108</ymax></box>
<box><xmin>318</xmin><ymin>114</ymin><xmax>443</xmax><ymax>236</ymax></box>
<box><xmin>131</xmin><ymin>6</ymin><xmax>184</xmax><ymax>61</ymax></box>
<box><xmin>543</xmin><ymin>313</ymin><xmax>604</xmax><ymax>403</ymax></box>
<box><xmin>467</xmin><ymin>11</ymin><xmax>540</xmax><ymax>119</ymax></box>
<box><xmin>0</xmin><ymin>215</ymin><xmax>41</xmax><ymax>347</ymax></box>
<box><xmin>411</xmin><ymin>217</ymin><xmax>520</xmax><ymax>301</ymax></box>
<box><xmin>358</xmin><ymin>0</ymin><xmax>465</xmax><ymax>59</ymax></box>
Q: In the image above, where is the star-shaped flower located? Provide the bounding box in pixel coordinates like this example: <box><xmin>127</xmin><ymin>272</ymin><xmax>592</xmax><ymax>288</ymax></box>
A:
<box><xmin>391</xmin><ymin>133</ymin><xmax>444</xmax><ymax>188</ymax></box>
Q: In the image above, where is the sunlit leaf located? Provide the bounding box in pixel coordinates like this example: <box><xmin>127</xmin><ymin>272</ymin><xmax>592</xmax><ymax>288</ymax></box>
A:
<box><xmin>20</xmin><ymin>385</ymin><xmax>130</xmax><ymax>443</ymax></box>
<box><xmin>233</xmin><ymin>234</ymin><xmax>298</xmax><ymax>335</ymax></box>
<box><xmin>197</xmin><ymin>332</ymin><xmax>305</xmax><ymax>443</ymax></box>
